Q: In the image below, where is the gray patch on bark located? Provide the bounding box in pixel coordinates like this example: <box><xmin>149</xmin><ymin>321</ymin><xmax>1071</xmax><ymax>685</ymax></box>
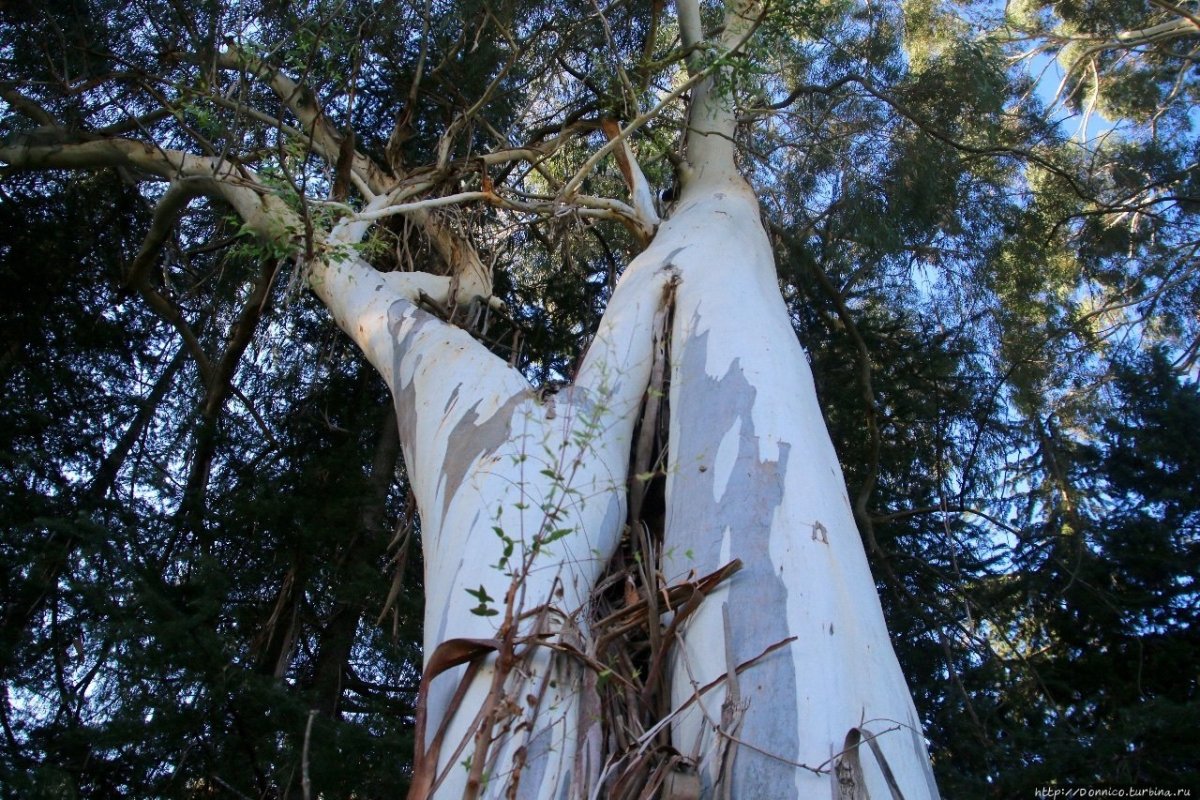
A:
<box><xmin>387</xmin><ymin>299</ymin><xmax>429</xmax><ymax>463</ymax></box>
<box><xmin>440</xmin><ymin>390</ymin><xmax>530</xmax><ymax>518</ymax></box>
<box><xmin>384</xmin><ymin>298</ymin><xmax>533</xmax><ymax>519</ymax></box>
<box><xmin>910</xmin><ymin>724</ymin><xmax>942</xmax><ymax>799</ymax></box>
<box><xmin>664</xmin><ymin>326</ymin><xmax>799</xmax><ymax>794</ymax></box>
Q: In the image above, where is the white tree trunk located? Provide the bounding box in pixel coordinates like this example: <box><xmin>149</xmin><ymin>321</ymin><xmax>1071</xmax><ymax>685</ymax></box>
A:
<box><xmin>645</xmin><ymin>1</ymin><xmax>940</xmax><ymax>792</ymax></box>
<box><xmin>308</xmin><ymin>177</ymin><xmax>938</xmax><ymax>798</ymax></box>
<box><xmin>310</xmin><ymin>207</ymin><xmax>682</xmax><ymax>798</ymax></box>
<box><xmin>302</xmin><ymin>1</ymin><xmax>940</xmax><ymax>793</ymax></box>
<box><xmin>656</xmin><ymin>181</ymin><xmax>940</xmax><ymax>799</ymax></box>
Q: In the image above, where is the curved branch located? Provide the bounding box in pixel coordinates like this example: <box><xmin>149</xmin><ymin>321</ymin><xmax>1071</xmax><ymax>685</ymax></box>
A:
<box><xmin>125</xmin><ymin>177</ymin><xmax>211</xmax><ymax>288</ymax></box>
<box><xmin>0</xmin><ymin>133</ymin><xmax>303</xmax><ymax>243</ymax></box>
<box><xmin>210</xmin><ymin>47</ymin><xmax>510</xmax><ymax>312</ymax></box>
<box><xmin>214</xmin><ymin>47</ymin><xmax>392</xmax><ymax>195</ymax></box>
<box><xmin>1149</xmin><ymin>0</ymin><xmax>1200</xmax><ymax>29</ymax></box>
<box><xmin>137</xmin><ymin>285</ymin><xmax>216</xmax><ymax>383</ymax></box>
<box><xmin>0</xmin><ymin>87</ymin><xmax>57</xmax><ymax>127</ymax></box>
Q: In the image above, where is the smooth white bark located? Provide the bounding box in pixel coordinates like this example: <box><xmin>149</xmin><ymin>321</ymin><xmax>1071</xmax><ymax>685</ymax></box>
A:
<box><xmin>311</xmin><ymin>203</ymin><xmax>685</xmax><ymax>798</ymax></box>
<box><xmin>318</xmin><ymin>185</ymin><xmax>939</xmax><ymax>797</ymax></box>
<box><xmin>656</xmin><ymin>181</ymin><xmax>939</xmax><ymax>798</ymax></box>
<box><xmin>634</xmin><ymin>1</ymin><xmax>939</xmax><ymax>792</ymax></box>
<box><xmin>2</xmin><ymin>21</ymin><xmax>942</xmax><ymax>795</ymax></box>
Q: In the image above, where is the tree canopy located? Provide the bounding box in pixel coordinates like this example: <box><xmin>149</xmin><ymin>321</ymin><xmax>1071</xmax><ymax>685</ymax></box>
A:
<box><xmin>1</xmin><ymin>0</ymin><xmax>1198</xmax><ymax>796</ymax></box>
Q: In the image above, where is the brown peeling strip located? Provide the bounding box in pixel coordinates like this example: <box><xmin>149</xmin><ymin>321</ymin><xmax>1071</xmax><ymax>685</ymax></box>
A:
<box><xmin>638</xmin><ymin>548</ymin><xmax>733</xmax><ymax>712</ymax></box>
<box><xmin>835</xmin><ymin>728</ymin><xmax>867</xmax><ymax>799</ymax></box>
<box><xmin>375</xmin><ymin>494</ymin><xmax>417</xmax><ymax>627</ymax></box>
<box><xmin>502</xmin><ymin>639</ymin><xmax>558</xmax><ymax>800</ymax></box>
<box><xmin>600</xmin><ymin>117</ymin><xmax>634</xmax><ymax>190</ymax></box>
<box><xmin>593</xmin><ymin>559</ymin><xmax>742</xmax><ymax>653</ymax></box>
<box><xmin>833</xmin><ymin>726</ymin><xmax>908</xmax><ymax>800</ymax></box>
<box><xmin>637</xmin><ymin>757</ymin><xmax>674</xmax><ymax>800</ymax></box>
<box><xmin>530</xmin><ymin>637</ymin><xmax>638</xmax><ymax>691</ymax></box>
<box><xmin>641</xmin><ymin>563</ymin><xmax>714</xmax><ymax>700</ymax></box>
<box><xmin>423</xmin><ymin>638</ymin><xmax>503</xmax><ymax>688</ymax></box>
<box><xmin>407</xmin><ymin>637</ymin><xmax>501</xmax><ymax>800</ymax></box>
<box><xmin>426</xmin><ymin>669</ymin><xmax>493</xmax><ymax>799</ymax></box>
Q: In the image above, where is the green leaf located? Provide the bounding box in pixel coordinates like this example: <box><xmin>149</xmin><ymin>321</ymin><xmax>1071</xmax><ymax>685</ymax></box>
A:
<box><xmin>541</xmin><ymin>527</ymin><xmax>574</xmax><ymax>544</ymax></box>
<box><xmin>465</xmin><ymin>584</ymin><xmax>494</xmax><ymax>603</ymax></box>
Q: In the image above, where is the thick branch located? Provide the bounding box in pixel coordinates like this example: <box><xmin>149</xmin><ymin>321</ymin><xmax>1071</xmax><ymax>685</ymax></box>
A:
<box><xmin>559</xmin><ymin>55</ymin><xmax>732</xmax><ymax>199</ymax></box>
<box><xmin>681</xmin><ymin>0</ymin><xmax>765</xmax><ymax>194</ymax></box>
<box><xmin>214</xmin><ymin>48</ymin><xmax>392</xmax><ymax>195</ymax></box>
<box><xmin>0</xmin><ymin>133</ymin><xmax>303</xmax><ymax>244</ymax></box>
<box><xmin>137</xmin><ymin>286</ymin><xmax>216</xmax><ymax>383</ymax></box>
<box><xmin>0</xmin><ymin>88</ymin><xmax>57</xmax><ymax>127</ymax></box>
<box><xmin>125</xmin><ymin>177</ymin><xmax>211</xmax><ymax>288</ymax></box>
<box><xmin>1148</xmin><ymin>0</ymin><xmax>1200</xmax><ymax>29</ymax></box>
<box><xmin>176</xmin><ymin>258</ymin><xmax>279</xmax><ymax>530</ymax></box>
<box><xmin>211</xmin><ymin>47</ymin><xmax>508</xmax><ymax>311</ymax></box>
<box><xmin>677</xmin><ymin>0</ymin><xmax>706</xmax><ymax>69</ymax></box>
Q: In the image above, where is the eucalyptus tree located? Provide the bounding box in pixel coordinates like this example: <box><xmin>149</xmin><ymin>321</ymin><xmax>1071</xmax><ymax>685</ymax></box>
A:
<box><xmin>0</xmin><ymin>0</ymin><xmax>947</xmax><ymax>796</ymax></box>
<box><xmin>5</xmin><ymin>0</ymin><xmax>1199</xmax><ymax>797</ymax></box>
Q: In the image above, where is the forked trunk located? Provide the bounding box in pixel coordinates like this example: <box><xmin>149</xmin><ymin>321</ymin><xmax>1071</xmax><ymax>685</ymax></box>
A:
<box><xmin>301</xmin><ymin>0</ymin><xmax>940</xmax><ymax>793</ymax></box>
<box><xmin>310</xmin><ymin>181</ymin><xmax>938</xmax><ymax>798</ymax></box>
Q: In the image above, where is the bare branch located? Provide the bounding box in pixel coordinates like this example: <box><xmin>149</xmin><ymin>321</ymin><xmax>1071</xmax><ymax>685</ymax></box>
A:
<box><xmin>125</xmin><ymin>177</ymin><xmax>210</xmax><ymax>288</ymax></box>
<box><xmin>1</xmin><ymin>132</ymin><xmax>304</xmax><ymax>248</ymax></box>
<box><xmin>0</xmin><ymin>87</ymin><xmax>58</xmax><ymax>127</ymax></box>
<box><xmin>213</xmin><ymin>47</ymin><xmax>392</xmax><ymax>195</ymax></box>
<box><xmin>1149</xmin><ymin>0</ymin><xmax>1200</xmax><ymax>30</ymax></box>
<box><xmin>559</xmin><ymin>58</ymin><xmax>722</xmax><ymax>199</ymax></box>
